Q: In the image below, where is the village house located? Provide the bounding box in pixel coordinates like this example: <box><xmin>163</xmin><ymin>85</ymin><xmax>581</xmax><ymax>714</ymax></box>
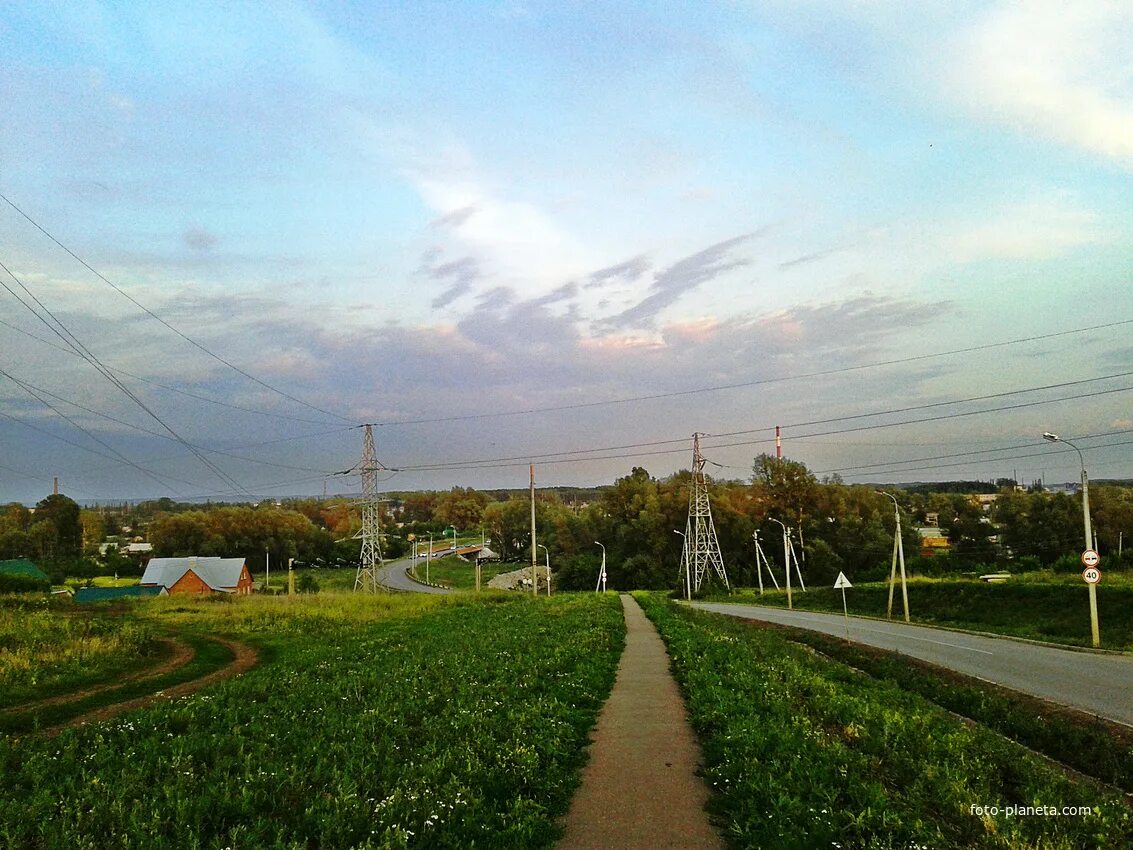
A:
<box><xmin>141</xmin><ymin>556</ymin><xmax>254</xmax><ymax>595</ymax></box>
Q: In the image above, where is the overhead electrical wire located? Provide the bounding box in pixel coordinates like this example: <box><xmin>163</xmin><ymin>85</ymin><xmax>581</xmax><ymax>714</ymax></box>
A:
<box><xmin>0</xmin><ymin>191</ymin><xmax>353</xmax><ymax>424</ymax></box>
<box><xmin>0</xmin><ymin>258</ymin><xmax>249</xmax><ymax>494</ymax></box>
<box><xmin>362</xmin><ymin>317</ymin><xmax>1133</xmax><ymax>427</ymax></box>
<box><xmin>0</xmin><ymin>316</ymin><xmax>340</xmax><ymax>425</ymax></box>
<box><xmin>382</xmin><ymin>376</ymin><xmax>1133</xmax><ymax>473</ymax></box>
<box><xmin>813</xmin><ymin>428</ymin><xmax>1133</xmax><ymax>476</ymax></box>
<box><xmin>0</xmin><ymin>368</ymin><xmax>194</xmax><ymax>494</ymax></box>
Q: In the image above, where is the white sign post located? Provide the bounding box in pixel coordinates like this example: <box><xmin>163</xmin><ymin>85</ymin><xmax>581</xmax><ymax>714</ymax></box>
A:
<box><xmin>1081</xmin><ymin>550</ymin><xmax>1101</xmax><ymax>646</ymax></box>
<box><xmin>834</xmin><ymin>571</ymin><xmax>852</xmax><ymax>640</ymax></box>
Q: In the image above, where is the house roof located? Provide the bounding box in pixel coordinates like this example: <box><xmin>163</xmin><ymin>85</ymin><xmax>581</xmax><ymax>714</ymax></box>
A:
<box><xmin>75</xmin><ymin>585</ymin><xmax>166</xmax><ymax>602</ymax></box>
<box><xmin>141</xmin><ymin>557</ymin><xmax>247</xmax><ymax>591</ymax></box>
<box><xmin>0</xmin><ymin>558</ymin><xmax>49</xmax><ymax>581</ymax></box>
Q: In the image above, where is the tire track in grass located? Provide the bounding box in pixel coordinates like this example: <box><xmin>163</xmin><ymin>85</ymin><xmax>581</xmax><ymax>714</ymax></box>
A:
<box><xmin>47</xmin><ymin>638</ymin><xmax>258</xmax><ymax>735</ymax></box>
<box><xmin>1</xmin><ymin>637</ymin><xmax>258</xmax><ymax>737</ymax></box>
<box><xmin>0</xmin><ymin>637</ymin><xmax>195</xmax><ymax>716</ymax></box>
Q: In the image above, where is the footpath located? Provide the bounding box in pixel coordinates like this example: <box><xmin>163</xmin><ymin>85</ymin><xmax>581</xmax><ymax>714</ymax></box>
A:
<box><xmin>558</xmin><ymin>594</ymin><xmax>724</xmax><ymax>849</ymax></box>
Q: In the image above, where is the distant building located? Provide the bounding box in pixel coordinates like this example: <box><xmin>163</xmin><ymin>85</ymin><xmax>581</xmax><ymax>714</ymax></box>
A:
<box><xmin>141</xmin><ymin>556</ymin><xmax>254</xmax><ymax>595</ymax></box>
<box><xmin>917</xmin><ymin>527</ymin><xmax>950</xmax><ymax>557</ymax></box>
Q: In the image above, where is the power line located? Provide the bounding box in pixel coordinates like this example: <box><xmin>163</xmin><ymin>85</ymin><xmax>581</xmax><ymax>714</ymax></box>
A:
<box><xmin>0</xmin><ymin>257</ymin><xmax>249</xmax><ymax>494</ymax></box>
<box><xmin>814</xmin><ymin>428</ymin><xmax>1133</xmax><ymax>475</ymax></box>
<box><xmin>0</xmin><ymin>191</ymin><xmax>353</xmax><ymax>424</ymax></box>
<box><xmin>363</xmin><ymin>317</ymin><xmax>1133</xmax><ymax>427</ymax></box>
<box><xmin>0</xmin><ymin>368</ymin><xmax>192</xmax><ymax>494</ymax></box>
<box><xmin>0</xmin><ymin>316</ymin><xmax>340</xmax><ymax>425</ymax></box>
<box><xmin>385</xmin><ymin>376</ymin><xmax>1133</xmax><ymax>473</ymax></box>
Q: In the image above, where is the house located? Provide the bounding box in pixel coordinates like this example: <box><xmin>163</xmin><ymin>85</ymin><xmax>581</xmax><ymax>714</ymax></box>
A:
<box><xmin>917</xmin><ymin>527</ymin><xmax>950</xmax><ymax>558</ymax></box>
<box><xmin>141</xmin><ymin>556</ymin><xmax>254</xmax><ymax>595</ymax></box>
<box><xmin>75</xmin><ymin>585</ymin><xmax>167</xmax><ymax>603</ymax></box>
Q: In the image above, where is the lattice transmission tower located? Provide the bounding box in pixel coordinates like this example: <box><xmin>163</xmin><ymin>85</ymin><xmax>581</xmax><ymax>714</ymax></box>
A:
<box><xmin>681</xmin><ymin>432</ymin><xmax>729</xmax><ymax>594</ymax></box>
<box><xmin>354</xmin><ymin>424</ymin><xmax>385</xmax><ymax>592</ymax></box>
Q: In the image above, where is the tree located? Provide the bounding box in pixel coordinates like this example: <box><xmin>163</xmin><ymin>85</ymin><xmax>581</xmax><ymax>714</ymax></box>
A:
<box><xmin>32</xmin><ymin>493</ymin><xmax>82</xmax><ymax>562</ymax></box>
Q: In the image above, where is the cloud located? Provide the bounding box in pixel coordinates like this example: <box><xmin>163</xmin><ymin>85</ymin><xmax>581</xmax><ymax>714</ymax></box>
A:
<box><xmin>945</xmin><ymin>3</ymin><xmax>1133</xmax><ymax>169</ymax></box>
<box><xmin>945</xmin><ymin>195</ymin><xmax>1109</xmax><ymax>262</ymax></box>
<box><xmin>430</xmin><ymin>205</ymin><xmax>478</xmax><ymax>229</ymax></box>
<box><xmin>183</xmin><ymin>226</ymin><xmax>218</xmax><ymax>251</ymax></box>
<box><xmin>604</xmin><ymin>233</ymin><xmax>757</xmax><ymax>329</ymax></box>
<box><xmin>586</xmin><ymin>255</ymin><xmax>652</xmax><ymax>288</ymax></box>
<box><xmin>418</xmin><ymin>253</ymin><xmax>482</xmax><ymax>309</ymax></box>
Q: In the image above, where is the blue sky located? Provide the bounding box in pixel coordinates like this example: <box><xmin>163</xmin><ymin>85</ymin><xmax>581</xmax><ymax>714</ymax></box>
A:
<box><xmin>1</xmin><ymin>1</ymin><xmax>1131</xmax><ymax>503</ymax></box>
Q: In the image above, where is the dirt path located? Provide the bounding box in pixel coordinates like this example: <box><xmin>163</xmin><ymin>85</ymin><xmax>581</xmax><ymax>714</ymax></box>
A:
<box><xmin>43</xmin><ymin>637</ymin><xmax>258</xmax><ymax>736</ymax></box>
<box><xmin>1</xmin><ymin>637</ymin><xmax>196</xmax><ymax>716</ymax></box>
<box><xmin>558</xmin><ymin>595</ymin><xmax>723</xmax><ymax>850</ymax></box>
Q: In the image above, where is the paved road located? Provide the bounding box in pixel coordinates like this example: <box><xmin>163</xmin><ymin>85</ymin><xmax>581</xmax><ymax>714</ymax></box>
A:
<box><xmin>375</xmin><ymin>558</ymin><xmax>453</xmax><ymax>594</ymax></box>
<box><xmin>692</xmin><ymin>602</ymin><xmax>1133</xmax><ymax>727</ymax></box>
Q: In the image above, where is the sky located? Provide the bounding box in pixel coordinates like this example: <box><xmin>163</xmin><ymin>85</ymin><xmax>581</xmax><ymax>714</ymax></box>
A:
<box><xmin>1</xmin><ymin>0</ymin><xmax>1131</xmax><ymax>505</ymax></box>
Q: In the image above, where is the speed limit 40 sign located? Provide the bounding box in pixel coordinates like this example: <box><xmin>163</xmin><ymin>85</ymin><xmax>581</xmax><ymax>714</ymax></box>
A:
<box><xmin>1082</xmin><ymin>566</ymin><xmax>1102</xmax><ymax>585</ymax></box>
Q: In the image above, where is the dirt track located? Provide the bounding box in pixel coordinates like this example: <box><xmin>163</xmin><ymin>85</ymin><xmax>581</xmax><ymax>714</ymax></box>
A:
<box><xmin>41</xmin><ymin>637</ymin><xmax>258</xmax><ymax>735</ymax></box>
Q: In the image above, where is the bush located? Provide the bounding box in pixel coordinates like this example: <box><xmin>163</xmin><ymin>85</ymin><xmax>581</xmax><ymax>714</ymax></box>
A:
<box><xmin>0</xmin><ymin>572</ymin><xmax>50</xmax><ymax>594</ymax></box>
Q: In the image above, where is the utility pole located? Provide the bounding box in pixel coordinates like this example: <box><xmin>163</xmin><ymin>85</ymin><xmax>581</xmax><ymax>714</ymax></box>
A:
<box><xmin>681</xmin><ymin>433</ymin><xmax>728</xmax><ymax>593</ymax></box>
<box><xmin>530</xmin><ymin>464</ymin><xmax>537</xmax><ymax>596</ymax></box>
<box><xmin>878</xmin><ymin>491</ymin><xmax>909</xmax><ymax>623</ymax></box>
<box><xmin>354</xmin><ymin>424</ymin><xmax>385</xmax><ymax>592</ymax></box>
<box><xmin>770</xmin><ymin>518</ymin><xmax>792</xmax><ymax>609</ymax></box>
<box><xmin>265</xmin><ymin>548</ymin><xmax>270</xmax><ymax>592</ymax></box>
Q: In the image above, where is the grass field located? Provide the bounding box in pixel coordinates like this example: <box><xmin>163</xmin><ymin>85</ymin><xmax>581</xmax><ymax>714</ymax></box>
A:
<box><xmin>0</xmin><ymin>597</ymin><xmax>159</xmax><ymax>709</ymax></box>
<box><xmin>638</xmin><ymin>594</ymin><xmax>1133</xmax><ymax>849</ymax></box>
<box><xmin>0</xmin><ymin>592</ymin><xmax>624</xmax><ymax>849</ymax></box>
<box><xmin>410</xmin><ymin>557</ymin><xmax>513</xmax><ymax>589</ymax></box>
<box><xmin>710</xmin><ymin>576</ymin><xmax>1133</xmax><ymax>650</ymax></box>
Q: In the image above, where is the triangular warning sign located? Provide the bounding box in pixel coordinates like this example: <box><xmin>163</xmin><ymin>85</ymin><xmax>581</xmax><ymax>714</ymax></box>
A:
<box><xmin>833</xmin><ymin>572</ymin><xmax>852</xmax><ymax>589</ymax></box>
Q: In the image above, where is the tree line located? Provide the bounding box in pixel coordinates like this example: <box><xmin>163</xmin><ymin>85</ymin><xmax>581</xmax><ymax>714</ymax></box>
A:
<box><xmin>2</xmin><ymin>454</ymin><xmax>1129</xmax><ymax>590</ymax></box>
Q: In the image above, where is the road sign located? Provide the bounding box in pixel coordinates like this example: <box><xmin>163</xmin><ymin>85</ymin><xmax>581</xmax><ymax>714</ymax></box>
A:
<box><xmin>833</xmin><ymin>572</ymin><xmax>852</xmax><ymax>638</ymax></box>
<box><xmin>1082</xmin><ymin>567</ymin><xmax>1102</xmax><ymax>585</ymax></box>
<box><xmin>1081</xmin><ymin>549</ymin><xmax>1100</xmax><ymax>568</ymax></box>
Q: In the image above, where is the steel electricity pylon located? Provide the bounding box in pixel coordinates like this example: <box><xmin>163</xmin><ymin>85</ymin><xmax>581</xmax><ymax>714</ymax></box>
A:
<box><xmin>354</xmin><ymin>424</ymin><xmax>385</xmax><ymax>592</ymax></box>
<box><xmin>681</xmin><ymin>432</ymin><xmax>729</xmax><ymax>593</ymax></box>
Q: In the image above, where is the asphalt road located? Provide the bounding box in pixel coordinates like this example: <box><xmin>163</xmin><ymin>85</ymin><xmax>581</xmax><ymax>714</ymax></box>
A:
<box><xmin>376</xmin><ymin>558</ymin><xmax>453</xmax><ymax>594</ymax></box>
<box><xmin>692</xmin><ymin>602</ymin><xmax>1133</xmax><ymax>727</ymax></box>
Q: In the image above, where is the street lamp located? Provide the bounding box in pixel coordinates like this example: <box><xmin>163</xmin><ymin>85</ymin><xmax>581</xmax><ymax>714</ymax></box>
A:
<box><xmin>877</xmin><ymin>491</ymin><xmax>909</xmax><ymax>623</ymax></box>
<box><xmin>768</xmin><ymin>518</ymin><xmax>793</xmax><ymax>610</ymax></box>
<box><xmin>538</xmin><ymin>543</ymin><xmax>551</xmax><ymax>596</ymax></box>
<box><xmin>594</xmin><ymin>541</ymin><xmax>607</xmax><ymax>593</ymax></box>
<box><xmin>1042</xmin><ymin>432</ymin><xmax>1099</xmax><ymax>646</ymax></box>
<box><xmin>674</xmin><ymin>529</ymin><xmax>690</xmax><ymax>600</ymax></box>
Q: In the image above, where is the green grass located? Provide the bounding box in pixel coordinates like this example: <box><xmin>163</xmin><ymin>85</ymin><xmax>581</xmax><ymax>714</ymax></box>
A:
<box><xmin>0</xmin><ymin>598</ymin><xmax>160</xmax><ymax>709</ymax></box>
<box><xmin>637</xmin><ymin>594</ymin><xmax>1133</xmax><ymax>850</ymax></box>
<box><xmin>0</xmin><ymin>593</ymin><xmax>625</xmax><ymax>849</ymax></box>
<box><xmin>763</xmin><ymin>623</ymin><xmax>1133</xmax><ymax>793</ymax></box>
<box><xmin>410</xmin><ymin>557</ymin><xmax>512</xmax><ymax>590</ymax></box>
<box><xmin>711</xmin><ymin>577</ymin><xmax>1133</xmax><ymax>650</ymax></box>
<box><xmin>0</xmin><ymin>634</ymin><xmax>234</xmax><ymax>735</ymax></box>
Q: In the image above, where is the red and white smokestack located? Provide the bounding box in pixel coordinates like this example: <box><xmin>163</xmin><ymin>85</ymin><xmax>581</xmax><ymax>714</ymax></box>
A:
<box><xmin>775</xmin><ymin>426</ymin><xmax>782</xmax><ymax>459</ymax></box>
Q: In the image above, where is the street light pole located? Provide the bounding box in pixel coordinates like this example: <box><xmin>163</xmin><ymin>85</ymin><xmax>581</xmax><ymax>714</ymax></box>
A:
<box><xmin>769</xmin><ymin>518</ymin><xmax>792</xmax><ymax>610</ymax></box>
<box><xmin>674</xmin><ymin>529</ymin><xmax>690</xmax><ymax>600</ymax></box>
<box><xmin>1043</xmin><ymin>432</ymin><xmax>1099</xmax><ymax>647</ymax></box>
<box><xmin>594</xmin><ymin>541</ymin><xmax>606</xmax><ymax>593</ymax></box>
<box><xmin>878</xmin><ymin>491</ymin><xmax>909</xmax><ymax>623</ymax></box>
<box><xmin>538</xmin><ymin>544</ymin><xmax>550</xmax><ymax>596</ymax></box>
